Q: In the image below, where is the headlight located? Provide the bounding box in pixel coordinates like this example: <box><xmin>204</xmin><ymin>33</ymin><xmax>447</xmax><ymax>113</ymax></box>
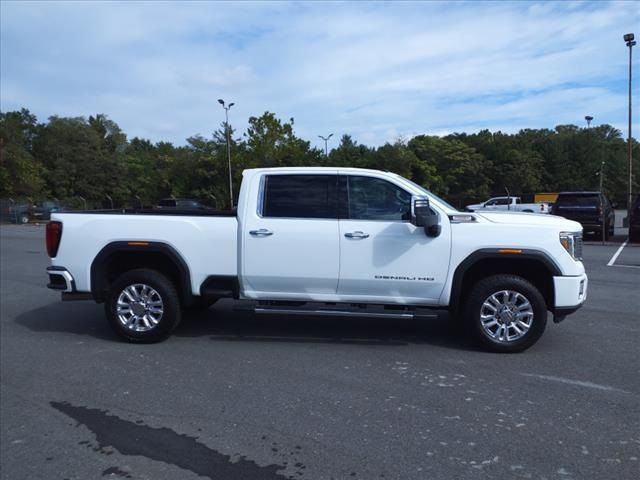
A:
<box><xmin>559</xmin><ymin>232</ymin><xmax>583</xmax><ymax>260</ymax></box>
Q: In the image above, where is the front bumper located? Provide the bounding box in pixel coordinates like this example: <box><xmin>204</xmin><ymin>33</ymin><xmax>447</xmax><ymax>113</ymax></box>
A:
<box><xmin>553</xmin><ymin>273</ymin><xmax>588</xmax><ymax>310</ymax></box>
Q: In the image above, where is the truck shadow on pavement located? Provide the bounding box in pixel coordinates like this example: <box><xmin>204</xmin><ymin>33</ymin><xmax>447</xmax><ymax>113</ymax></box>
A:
<box><xmin>15</xmin><ymin>301</ymin><xmax>476</xmax><ymax>351</ymax></box>
<box><xmin>15</xmin><ymin>301</ymin><xmax>118</xmax><ymax>341</ymax></box>
<box><xmin>176</xmin><ymin>303</ymin><xmax>476</xmax><ymax>351</ymax></box>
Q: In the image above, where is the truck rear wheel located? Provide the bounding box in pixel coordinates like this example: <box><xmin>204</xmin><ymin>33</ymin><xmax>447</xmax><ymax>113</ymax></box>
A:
<box><xmin>105</xmin><ymin>269</ymin><xmax>182</xmax><ymax>343</ymax></box>
<box><xmin>465</xmin><ymin>275</ymin><xmax>547</xmax><ymax>353</ymax></box>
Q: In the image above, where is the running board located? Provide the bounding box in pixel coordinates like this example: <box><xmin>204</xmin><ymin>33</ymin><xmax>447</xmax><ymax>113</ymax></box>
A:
<box><xmin>253</xmin><ymin>304</ymin><xmax>439</xmax><ymax>320</ymax></box>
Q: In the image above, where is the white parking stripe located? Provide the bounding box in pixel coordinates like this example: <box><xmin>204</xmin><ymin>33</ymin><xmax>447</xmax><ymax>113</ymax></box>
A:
<box><xmin>607</xmin><ymin>240</ymin><xmax>628</xmax><ymax>266</ymax></box>
<box><xmin>521</xmin><ymin>373</ymin><xmax>631</xmax><ymax>394</ymax></box>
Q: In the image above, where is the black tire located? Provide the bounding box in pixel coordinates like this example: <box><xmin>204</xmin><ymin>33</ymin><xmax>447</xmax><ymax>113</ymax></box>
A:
<box><xmin>105</xmin><ymin>269</ymin><xmax>182</xmax><ymax>343</ymax></box>
<box><xmin>19</xmin><ymin>213</ymin><xmax>29</xmax><ymax>224</ymax></box>
<box><xmin>465</xmin><ymin>274</ymin><xmax>547</xmax><ymax>353</ymax></box>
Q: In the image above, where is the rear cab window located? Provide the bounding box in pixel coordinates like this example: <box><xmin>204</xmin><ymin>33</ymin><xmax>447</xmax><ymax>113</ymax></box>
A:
<box><xmin>262</xmin><ymin>174</ymin><xmax>337</xmax><ymax>219</ymax></box>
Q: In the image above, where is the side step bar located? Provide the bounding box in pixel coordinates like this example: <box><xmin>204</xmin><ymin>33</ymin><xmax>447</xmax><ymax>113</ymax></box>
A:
<box><xmin>253</xmin><ymin>303</ymin><xmax>439</xmax><ymax>320</ymax></box>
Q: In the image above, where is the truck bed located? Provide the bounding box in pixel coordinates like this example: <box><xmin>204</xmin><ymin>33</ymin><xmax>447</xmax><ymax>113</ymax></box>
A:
<box><xmin>49</xmin><ymin>211</ymin><xmax>238</xmax><ymax>295</ymax></box>
<box><xmin>57</xmin><ymin>208</ymin><xmax>237</xmax><ymax>217</ymax></box>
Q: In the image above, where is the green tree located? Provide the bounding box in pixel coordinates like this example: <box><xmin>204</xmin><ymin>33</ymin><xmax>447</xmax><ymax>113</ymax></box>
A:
<box><xmin>409</xmin><ymin>135</ymin><xmax>489</xmax><ymax>206</ymax></box>
<box><xmin>0</xmin><ymin>109</ymin><xmax>46</xmax><ymax>198</ymax></box>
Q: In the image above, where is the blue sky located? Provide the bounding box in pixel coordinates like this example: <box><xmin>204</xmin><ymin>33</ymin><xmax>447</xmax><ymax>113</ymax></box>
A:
<box><xmin>1</xmin><ymin>1</ymin><xmax>638</xmax><ymax>149</ymax></box>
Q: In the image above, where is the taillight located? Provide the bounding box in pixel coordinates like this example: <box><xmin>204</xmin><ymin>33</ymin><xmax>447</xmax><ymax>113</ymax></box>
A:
<box><xmin>46</xmin><ymin>221</ymin><xmax>62</xmax><ymax>257</ymax></box>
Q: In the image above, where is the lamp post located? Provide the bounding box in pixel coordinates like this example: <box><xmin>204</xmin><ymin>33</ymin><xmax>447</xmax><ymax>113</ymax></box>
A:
<box><xmin>624</xmin><ymin>33</ymin><xmax>635</xmax><ymax>226</ymax></box>
<box><xmin>218</xmin><ymin>99</ymin><xmax>235</xmax><ymax>209</ymax></box>
<box><xmin>318</xmin><ymin>133</ymin><xmax>333</xmax><ymax>157</ymax></box>
<box><xmin>585</xmin><ymin>115</ymin><xmax>593</xmax><ymax>128</ymax></box>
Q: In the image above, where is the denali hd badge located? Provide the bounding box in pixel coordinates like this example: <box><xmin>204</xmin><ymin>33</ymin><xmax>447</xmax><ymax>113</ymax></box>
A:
<box><xmin>374</xmin><ymin>275</ymin><xmax>434</xmax><ymax>281</ymax></box>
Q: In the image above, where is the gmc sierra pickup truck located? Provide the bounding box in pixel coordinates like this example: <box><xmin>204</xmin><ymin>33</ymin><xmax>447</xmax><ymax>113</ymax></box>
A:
<box><xmin>45</xmin><ymin>167</ymin><xmax>588</xmax><ymax>352</ymax></box>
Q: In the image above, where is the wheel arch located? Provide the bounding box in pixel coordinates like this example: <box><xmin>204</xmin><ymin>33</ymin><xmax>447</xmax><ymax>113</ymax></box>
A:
<box><xmin>90</xmin><ymin>241</ymin><xmax>193</xmax><ymax>306</ymax></box>
<box><xmin>450</xmin><ymin>249</ymin><xmax>561</xmax><ymax>315</ymax></box>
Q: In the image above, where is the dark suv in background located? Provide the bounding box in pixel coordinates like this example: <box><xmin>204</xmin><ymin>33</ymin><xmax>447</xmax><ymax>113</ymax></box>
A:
<box><xmin>0</xmin><ymin>200</ymin><xmax>62</xmax><ymax>224</ymax></box>
<box><xmin>552</xmin><ymin>191</ymin><xmax>615</xmax><ymax>240</ymax></box>
<box><xmin>629</xmin><ymin>194</ymin><xmax>640</xmax><ymax>243</ymax></box>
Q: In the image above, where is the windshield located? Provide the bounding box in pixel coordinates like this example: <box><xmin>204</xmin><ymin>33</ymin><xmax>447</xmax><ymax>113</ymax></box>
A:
<box><xmin>397</xmin><ymin>176</ymin><xmax>460</xmax><ymax>212</ymax></box>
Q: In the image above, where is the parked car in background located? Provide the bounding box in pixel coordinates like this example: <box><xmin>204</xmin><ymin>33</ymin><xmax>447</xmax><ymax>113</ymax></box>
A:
<box><xmin>156</xmin><ymin>198</ymin><xmax>212</xmax><ymax>210</ymax></box>
<box><xmin>466</xmin><ymin>196</ymin><xmax>550</xmax><ymax>214</ymax></box>
<box><xmin>552</xmin><ymin>192</ymin><xmax>615</xmax><ymax>240</ymax></box>
<box><xmin>30</xmin><ymin>201</ymin><xmax>62</xmax><ymax>221</ymax></box>
<box><xmin>0</xmin><ymin>200</ymin><xmax>62</xmax><ymax>224</ymax></box>
<box><xmin>629</xmin><ymin>194</ymin><xmax>640</xmax><ymax>243</ymax></box>
<box><xmin>1</xmin><ymin>200</ymin><xmax>29</xmax><ymax>224</ymax></box>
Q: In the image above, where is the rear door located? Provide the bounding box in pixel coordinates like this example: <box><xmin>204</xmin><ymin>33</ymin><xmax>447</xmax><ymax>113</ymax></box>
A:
<box><xmin>241</xmin><ymin>173</ymin><xmax>340</xmax><ymax>298</ymax></box>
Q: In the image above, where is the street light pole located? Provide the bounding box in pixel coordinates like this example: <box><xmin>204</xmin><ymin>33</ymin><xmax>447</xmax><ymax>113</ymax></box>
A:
<box><xmin>585</xmin><ymin>115</ymin><xmax>593</xmax><ymax>128</ymax></box>
<box><xmin>218</xmin><ymin>99</ymin><xmax>235</xmax><ymax>209</ymax></box>
<box><xmin>624</xmin><ymin>33</ymin><xmax>635</xmax><ymax>226</ymax></box>
<box><xmin>318</xmin><ymin>133</ymin><xmax>333</xmax><ymax>157</ymax></box>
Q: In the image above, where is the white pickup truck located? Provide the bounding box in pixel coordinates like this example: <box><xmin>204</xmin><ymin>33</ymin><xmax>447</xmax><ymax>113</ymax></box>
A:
<box><xmin>466</xmin><ymin>196</ymin><xmax>550</xmax><ymax>214</ymax></box>
<box><xmin>45</xmin><ymin>167</ymin><xmax>587</xmax><ymax>352</ymax></box>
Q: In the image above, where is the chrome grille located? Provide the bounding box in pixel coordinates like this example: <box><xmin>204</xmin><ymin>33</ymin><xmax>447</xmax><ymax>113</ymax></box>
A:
<box><xmin>574</xmin><ymin>234</ymin><xmax>583</xmax><ymax>260</ymax></box>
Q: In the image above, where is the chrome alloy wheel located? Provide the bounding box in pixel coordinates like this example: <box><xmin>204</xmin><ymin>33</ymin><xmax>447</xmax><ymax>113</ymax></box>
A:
<box><xmin>479</xmin><ymin>290</ymin><xmax>534</xmax><ymax>342</ymax></box>
<box><xmin>116</xmin><ymin>283</ymin><xmax>164</xmax><ymax>332</ymax></box>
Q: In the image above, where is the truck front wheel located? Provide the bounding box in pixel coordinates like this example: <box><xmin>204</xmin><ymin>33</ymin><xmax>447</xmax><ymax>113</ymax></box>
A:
<box><xmin>105</xmin><ymin>269</ymin><xmax>182</xmax><ymax>343</ymax></box>
<box><xmin>465</xmin><ymin>275</ymin><xmax>547</xmax><ymax>353</ymax></box>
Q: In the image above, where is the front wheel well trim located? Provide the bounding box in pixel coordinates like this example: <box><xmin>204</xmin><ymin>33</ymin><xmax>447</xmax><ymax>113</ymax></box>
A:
<box><xmin>449</xmin><ymin>249</ymin><xmax>561</xmax><ymax>316</ymax></box>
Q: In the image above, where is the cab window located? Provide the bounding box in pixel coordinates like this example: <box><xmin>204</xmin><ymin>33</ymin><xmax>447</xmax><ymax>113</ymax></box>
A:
<box><xmin>346</xmin><ymin>176</ymin><xmax>411</xmax><ymax>221</ymax></box>
<box><xmin>263</xmin><ymin>174</ymin><xmax>337</xmax><ymax>219</ymax></box>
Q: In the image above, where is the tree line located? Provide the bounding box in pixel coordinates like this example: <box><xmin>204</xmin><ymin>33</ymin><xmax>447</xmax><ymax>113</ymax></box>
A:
<box><xmin>1</xmin><ymin>107</ymin><xmax>637</xmax><ymax>209</ymax></box>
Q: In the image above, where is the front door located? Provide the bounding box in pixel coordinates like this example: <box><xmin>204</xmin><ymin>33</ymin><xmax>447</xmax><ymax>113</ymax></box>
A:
<box><xmin>337</xmin><ymin>175</ymin><xmax>451</xmax><ymax>304</ymax></box>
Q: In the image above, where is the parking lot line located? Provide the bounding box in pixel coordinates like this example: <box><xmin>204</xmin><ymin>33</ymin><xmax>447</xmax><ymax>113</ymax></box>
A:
<box><xmin>607</xmin><ymin>240</ymin><xmax>628</xmax><ymax>267</ymax></box>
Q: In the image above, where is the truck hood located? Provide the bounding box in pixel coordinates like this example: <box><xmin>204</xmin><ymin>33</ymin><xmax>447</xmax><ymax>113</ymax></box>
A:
<box><xmin>477</xmin><ymin>211</ymin><xmax>582</xmax><ymax>231</ymax></box>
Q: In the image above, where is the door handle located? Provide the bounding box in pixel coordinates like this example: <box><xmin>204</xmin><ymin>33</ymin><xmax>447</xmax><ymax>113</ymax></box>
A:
<box><xmin>344</xmin><ymin>231</ymin><xmax>369</xmax><ymax>239</ymax></box>
<box><xmin>249</xmin><ymin>229</ymin><xmax>273</xmax><ymax>236</ymax></box>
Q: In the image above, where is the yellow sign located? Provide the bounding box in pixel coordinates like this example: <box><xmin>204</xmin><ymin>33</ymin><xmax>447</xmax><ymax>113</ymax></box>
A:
<box><xmin>535</xmin><ymin>193</ymin><xmax>558</xmax><ymax>203</ymax></box>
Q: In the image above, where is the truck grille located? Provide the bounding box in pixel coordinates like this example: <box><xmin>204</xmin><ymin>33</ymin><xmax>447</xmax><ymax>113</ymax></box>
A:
<box><xmin>575</xmin><ymin>235</ymin><xmax>583</xmax><ymax>260</ymax></box>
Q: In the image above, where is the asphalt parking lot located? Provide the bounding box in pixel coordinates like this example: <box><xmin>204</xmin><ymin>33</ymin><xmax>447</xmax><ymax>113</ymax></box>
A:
<box><xmin>1</xmin><ymin>224</ymin><xmax>638</xmax><ymax>480</ymax></box>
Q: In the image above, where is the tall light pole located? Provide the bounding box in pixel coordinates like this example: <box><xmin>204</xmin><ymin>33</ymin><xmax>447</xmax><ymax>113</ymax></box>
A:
<box><xmin>624</xmin><ymin>33</ymin><xmax>635</xmax><ymax>225</ymax></box>
<box><xmin>585</xmin><ymin>115</ymin><xmax>593</xmax><ymax>128</ymax></box>
<box><xmin>318</xmin><ymin>133</ymin><xmax>333</xmax><ymax>157</ymax></box>
<box><xmin>218</xmin><ymin>99</ymin><xmax>235</xmax><ymax>209</ymax></box>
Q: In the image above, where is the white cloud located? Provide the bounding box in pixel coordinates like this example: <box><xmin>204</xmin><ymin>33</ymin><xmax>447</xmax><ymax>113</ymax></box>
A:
<box><xmin>1</xmin><ymin>1</ymin><xmax>638</xmax><ymax>148</ymax></box>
